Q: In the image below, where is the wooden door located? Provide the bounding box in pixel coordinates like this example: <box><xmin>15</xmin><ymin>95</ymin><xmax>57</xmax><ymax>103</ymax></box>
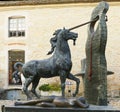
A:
<box><xmin>8</xmin><ymin>50</ymin><xmax>25</xmax><ymax>85</ymax></box>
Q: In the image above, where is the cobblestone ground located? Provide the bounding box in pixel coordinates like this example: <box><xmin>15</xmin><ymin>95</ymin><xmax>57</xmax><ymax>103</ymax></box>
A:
<box><xmin>0</xmin><ymin>99</ymin><xmax>120</xmax><ymax>112</ymax></box>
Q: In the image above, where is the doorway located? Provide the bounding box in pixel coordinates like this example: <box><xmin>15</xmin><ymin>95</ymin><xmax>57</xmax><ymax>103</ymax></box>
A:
<box><xmin>8</xmin><ymin>50</ymin><xmax>25</xmax><ymax>85</ymax></box>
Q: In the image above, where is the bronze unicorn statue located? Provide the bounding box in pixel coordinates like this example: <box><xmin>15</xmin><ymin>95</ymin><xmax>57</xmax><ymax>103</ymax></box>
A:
<box><xmin>14</xmin><ymin>28</ymin><xmax>80</xmax><ymax>100</ymax></box>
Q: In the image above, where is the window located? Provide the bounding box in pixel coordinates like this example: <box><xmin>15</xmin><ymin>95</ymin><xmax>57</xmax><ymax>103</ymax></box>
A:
<box><xmin>9</xmin><ymin>17</ymin><xmax>25</xmax><ymax>37</ymax></box>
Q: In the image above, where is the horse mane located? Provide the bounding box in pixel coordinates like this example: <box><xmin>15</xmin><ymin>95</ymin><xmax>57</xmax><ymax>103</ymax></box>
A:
<box><xmin>47</xmin><ymin>29</ymin><xmax>62</xmax><ymax>55</ymax></box>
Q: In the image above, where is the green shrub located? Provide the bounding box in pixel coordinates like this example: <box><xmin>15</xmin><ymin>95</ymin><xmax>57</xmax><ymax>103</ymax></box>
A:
<box><xmin>39</xmin><ymin>83</ymin><xmax>61</xmax><ymax>92</ymax></box>
<box><xmin>39</xmin><ymin>84</ymin><xmax>51</xmax><ymax>91</ymax></box>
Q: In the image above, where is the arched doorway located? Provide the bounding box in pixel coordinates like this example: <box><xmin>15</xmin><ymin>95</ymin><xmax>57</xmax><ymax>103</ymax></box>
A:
<box><xmin>8</xmin><ymin>50</ymin><xmax>25</xmax><ymax>85</ymax></box>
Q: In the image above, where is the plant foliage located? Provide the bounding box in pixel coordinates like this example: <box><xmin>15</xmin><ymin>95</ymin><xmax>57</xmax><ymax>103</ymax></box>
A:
<box><xmin>39</xmin><ymin>83</ymin><xmax>61</xmax><ymax>92</ymax></box>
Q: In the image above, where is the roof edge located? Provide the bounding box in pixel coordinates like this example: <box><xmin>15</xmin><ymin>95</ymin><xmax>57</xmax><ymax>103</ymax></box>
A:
<box><xmin>0</xmin><ymin>0</ymin><xmax>119</xmax><ymax>7</ymax></box>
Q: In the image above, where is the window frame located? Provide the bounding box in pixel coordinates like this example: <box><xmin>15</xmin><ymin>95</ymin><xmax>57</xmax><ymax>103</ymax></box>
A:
<box><xmin>8</xmin><ymin>16</ymin><xmax>25</xmax><ymax>38</ymax></box>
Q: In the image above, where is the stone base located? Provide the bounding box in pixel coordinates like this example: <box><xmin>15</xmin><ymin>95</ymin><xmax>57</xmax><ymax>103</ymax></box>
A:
<box><xmin>2</xmin><ymin>105</ymin><xmax>119</xmax><ymax>112</ymax></box>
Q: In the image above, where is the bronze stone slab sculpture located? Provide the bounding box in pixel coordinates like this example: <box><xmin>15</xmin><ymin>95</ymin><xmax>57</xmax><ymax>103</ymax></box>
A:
<box><xmin>84</xmin><ymin>1</ymin><xmax>109</xmax><ymax>105</ymax></box>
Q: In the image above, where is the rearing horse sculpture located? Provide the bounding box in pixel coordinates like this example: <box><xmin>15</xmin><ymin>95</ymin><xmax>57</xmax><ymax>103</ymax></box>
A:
<box><xmin>17</xmin><ymin>28</ymin><xmax>80</xmax><ymax>99</ymax></box>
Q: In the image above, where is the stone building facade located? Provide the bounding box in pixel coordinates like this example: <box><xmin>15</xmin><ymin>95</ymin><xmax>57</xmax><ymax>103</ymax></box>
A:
<box><xmin>0</xmin><ymin>1</ymin><xmax>120</xmax><ymax>96</ymax></box>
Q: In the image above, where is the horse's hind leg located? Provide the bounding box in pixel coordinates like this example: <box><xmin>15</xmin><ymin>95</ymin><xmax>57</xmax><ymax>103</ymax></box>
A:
<box><xmin>31</xmin><ymin>76</ymin><xmax>40</xmax><ymax>98</ymax></box>
<box><xmin>67</xmin><ymin>73</ymin><xmax>80</xmax><ymax>97</ymax></box>
<box><xmin>23</xmin><ymin>76</ymin><xmax>34</xmax><ymax>100</ymax></box>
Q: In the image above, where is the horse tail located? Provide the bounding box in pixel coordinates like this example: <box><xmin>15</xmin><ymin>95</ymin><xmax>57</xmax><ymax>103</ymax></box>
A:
<box><xmin>14</xmin><ymin>62</ymin><xmax>24</xmax><ymax>71</ymax></box>
<box><xmin>13</xmin><ymin>62</ymin><xmax>25</xmax><ymax>90</ymax></box>
<box><xmin>14</xmin><ymin>62</ymin><xmax>24</xmax><ymax>73</ymax></box>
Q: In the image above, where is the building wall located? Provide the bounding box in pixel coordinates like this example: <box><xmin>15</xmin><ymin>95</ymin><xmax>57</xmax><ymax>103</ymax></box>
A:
<box><xmin>0</xmin><ymin>0</ymin><xmax>119</xmax><ymax>7</ymax></box>
<box><xmin>0</xmin><ymin>3</ymin><xmax>120</xmax><ymax>95</ymax></box>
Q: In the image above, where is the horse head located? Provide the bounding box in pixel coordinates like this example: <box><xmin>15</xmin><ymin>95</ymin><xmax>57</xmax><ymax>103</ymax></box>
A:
<box><xmin>47</xmin><ymin>28</ymin><xmax>78</xmax><ymax>55</ymax></box>
<box><xmin>58</xmin><ymin>28</ymin><xmax>78</xmax><ymax>45</ymax></box>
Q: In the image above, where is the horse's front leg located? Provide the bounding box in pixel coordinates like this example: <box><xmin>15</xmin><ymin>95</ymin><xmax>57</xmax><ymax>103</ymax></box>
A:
<box><xmin>67</xmin><ymin>73</ymin><xmax>80</xmax><ymax>97</ymax></box>
<box><xmin>59</xmin><ymin>70</ymin><xmax>67</xmax><ymax>97</ymax></box>
<box><xmin>23</xmin><ymin>76</ymin><xmax>34</xmax><ymax>100</ymax></box>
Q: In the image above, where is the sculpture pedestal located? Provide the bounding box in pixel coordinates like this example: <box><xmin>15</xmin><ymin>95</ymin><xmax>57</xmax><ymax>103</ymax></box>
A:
<box><xmin>2</xmin><ymin>105</ymin><xmax>119</xmax><ymax>112</ymax></box>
